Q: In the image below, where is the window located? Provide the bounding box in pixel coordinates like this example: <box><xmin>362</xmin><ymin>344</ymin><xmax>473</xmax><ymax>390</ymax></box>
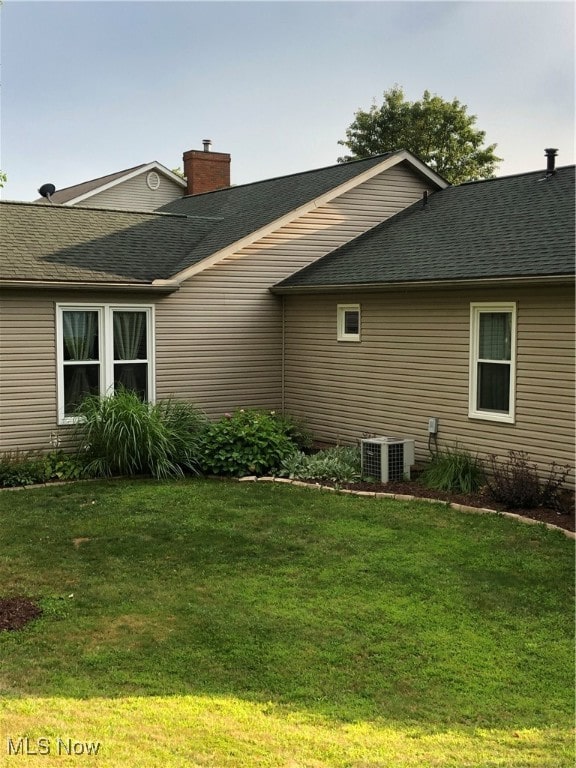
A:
<box><xmin>337</xmin><ymin>304</ymin><xmax>361</xmax><ymax>342</ymax></box>
<box><xmin>57</xmin><ymin>304</ymin><xmax>154</xmax><ymax>423</ymax></box>
<box><xmin>469</xmin><ymin>303</ymin><xmax>516</xmax><ymax>423</ymax></box>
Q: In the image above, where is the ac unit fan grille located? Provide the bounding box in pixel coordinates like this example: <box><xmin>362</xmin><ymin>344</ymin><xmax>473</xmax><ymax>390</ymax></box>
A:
<box><xmin>363</xmin><ymin>442</ymin><xmax>382</xmax><ymax>479</ymax></box>
<box><xmin>387</xmin><ymin>442</ymin><xmax>405</xmax><ymax>481</ymax></box>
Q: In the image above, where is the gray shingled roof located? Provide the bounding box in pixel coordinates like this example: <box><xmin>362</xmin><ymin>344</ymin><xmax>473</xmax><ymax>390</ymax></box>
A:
<box><xmin>2</xmin><ymin>153</ymin><xmax>405</xmax><ymax>284</ymax></box>
<box><xmin>0</xmin><ymin>203</ymin><xmax>219</xmax><ymax>284</ymax></box>
<box><xmin>34</xmin><ymin>164</ymin><xmax>148</xmax><ymax>205</ymax></box>
<box><xmin>274</xmin><ymin>166</ymin><xmax>575</xmax><ymax>291</ymax></box>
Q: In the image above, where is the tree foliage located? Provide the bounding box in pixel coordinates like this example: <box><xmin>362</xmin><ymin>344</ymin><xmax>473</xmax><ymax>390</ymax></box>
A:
<box><xmin>0</xmin><ymin>171</ymin><xmax>6</xmax><ymax>188</ymax></box>
<box><xmin>338</xmin><ymin>86</ymin><xmax>501</xmax><ymax>184</ymax></box>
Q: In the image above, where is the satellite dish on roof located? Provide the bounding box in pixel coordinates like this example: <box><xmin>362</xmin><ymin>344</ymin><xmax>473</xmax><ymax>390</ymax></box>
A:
<box><xmin>38</xmin><ymin>183</ymin><xmax>56</xmax><ymax>202</ymax></box>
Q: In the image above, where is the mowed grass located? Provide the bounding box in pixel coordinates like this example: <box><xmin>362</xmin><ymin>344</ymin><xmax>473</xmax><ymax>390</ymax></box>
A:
<box><xmin>0</xmin><ymin>478</ymin><xmax>573</xmax><ymax>767</ymax></box>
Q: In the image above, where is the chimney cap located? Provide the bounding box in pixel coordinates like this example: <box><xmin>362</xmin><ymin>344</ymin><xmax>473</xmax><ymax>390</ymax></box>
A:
<box><xmin>202</xmin><ymin>139</ymin><xmax>212</xmax><ymax>152</ymax></box>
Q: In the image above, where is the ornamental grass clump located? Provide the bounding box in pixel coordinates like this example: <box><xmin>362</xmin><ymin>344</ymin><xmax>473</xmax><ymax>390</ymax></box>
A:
<box><xmin>75</xmin><ymin>389</ymin><xmax>207</xmax><ymax>480</ymax></box>
<box><xmin>198</xmin><ymin>409</ymin><xmax>298</xmax><ymax>477</ymax></box>
<box><xmin>421</xmin><ymin>445</ymin><xmax>485</xmax><ymax>494</ymax></box>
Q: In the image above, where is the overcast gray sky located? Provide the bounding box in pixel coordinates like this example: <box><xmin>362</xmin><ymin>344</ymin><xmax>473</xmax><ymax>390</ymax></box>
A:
<box><xmin>1</xmin><ymin>1</ymin><xmax>574</xmax><ymax>201</ymax></box>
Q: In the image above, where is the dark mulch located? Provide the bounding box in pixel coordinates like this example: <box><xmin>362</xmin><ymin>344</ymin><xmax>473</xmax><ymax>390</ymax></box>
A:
<box><xmin>0</xmin><ymin>597</ymin><xmax>43</xmax><ymax>632</ymax></box>
<box><xmin>327</xmin><ymin>479</ymin><xmax>575</xmax><ymax>532</ymax></box>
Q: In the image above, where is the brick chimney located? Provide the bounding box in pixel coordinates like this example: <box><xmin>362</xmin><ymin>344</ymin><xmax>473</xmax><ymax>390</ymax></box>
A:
<box><xmin>183</xmin><ymin>139</ymin><xmax>231</xmax><ymax>195</ymax></box>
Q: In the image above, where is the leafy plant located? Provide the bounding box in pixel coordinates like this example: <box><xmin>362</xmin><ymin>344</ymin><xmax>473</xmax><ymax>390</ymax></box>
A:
<box><xmin>198</xmin><ymin>409</ymin><xmax>298</xmax><ymax>476</ymax></box>
<box><xmin>0</xmin><ymin>450</ymin><xmax>50</xmax><ymax>487</ymax></box>
<box><xmin>486</xmin><ymin>451</ymin><xmax>571</xmax><ymax>511</ymax></box>
<box><xmin>280</xmin><ymin>446</ymin><xmax>361</xmax><ymax>484</ymax></box>
<box><xmin>74</xmin><ymin>389</ymin><xmax>207</xmax><ymax>479</ymax></box>
<box><xmin>271</xmin><ymin>412</ymin><xmax>313</xmax><ymax>452</ymax></box>
<box><xmin>421</xmin><ymin>445</ymin><xmax>485</xmax><ymax>494</ymax></box>
<box><xmin>44</xmin><ymin>450</ymin><xmax>90</xmax><ymax>481</ymax></box>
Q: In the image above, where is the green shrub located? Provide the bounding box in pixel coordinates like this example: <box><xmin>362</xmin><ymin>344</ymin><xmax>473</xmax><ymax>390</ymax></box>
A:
<box><xmin>486</xmin><ymin>451</ymin><xmax>571</xmax><ymax>511</ymax></box>
<box><xmin>0</xmin><ymin>449</ymin><xmax>91</xmax><ymax>488</ymax></box>
<box><xmin>0</xmin><ymin>450</ymin><xmax>50</xmax><ymax>487</ymax></box>
<box><xmin>421</xmin><ymin>445</ymin><xmax>485</xmax><ymax>494</ymax></box>
<box><xmin>199</xmin><ymin>409</ymin><xmax>297</xmax><ymax>476</ymax></box>
<box><xmin>74</xmin><ymin>389</ymin><xmax>207</xmax><ymax>479</ymax></box>
<box><xmin>271</xmin><ymin>413</ymin><xmax>313</xmax><ymax>452</ymax></box>
<box><xmin>44</xmin><ymin>450</ymin><xmax>91</xmax><ymax>481</ymax></box>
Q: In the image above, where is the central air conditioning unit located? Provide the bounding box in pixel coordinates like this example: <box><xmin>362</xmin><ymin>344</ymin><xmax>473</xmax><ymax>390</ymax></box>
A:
<box><xmin>361</xmin><ymin>437</ymin><xmax>415</xmax><ymax>483</ymax></box>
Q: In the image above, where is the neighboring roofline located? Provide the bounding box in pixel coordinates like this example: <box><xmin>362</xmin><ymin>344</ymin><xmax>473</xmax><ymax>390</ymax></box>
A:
<box><xmin>0</xmin><ymin>279</ymin><xmax>178</xmax><ymax>293</ymax></box>
<box><xmin>55</xmin><ymin>162</ymin><xmax>187</xmax><ymax>206</ymax></box>
<box><xmin>271</xmin><ymin>274</ymin><xmax>575</xmax><ymax>295</ymax></box>
<box><xmin>152</xmin><ymin>150</ymin><xmax>449</xmax><ymax>288</ymax></box>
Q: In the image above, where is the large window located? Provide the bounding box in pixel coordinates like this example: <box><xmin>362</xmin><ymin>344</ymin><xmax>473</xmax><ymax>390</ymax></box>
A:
<box><xmin>469</xmin><ymin>302</ymin><xmax>516</xmax><ymax>423</ymax></box>
<box><xmin>57</xmin><ymin>304</ymin><xmax>153</xmax><ymax>423</ymax></box>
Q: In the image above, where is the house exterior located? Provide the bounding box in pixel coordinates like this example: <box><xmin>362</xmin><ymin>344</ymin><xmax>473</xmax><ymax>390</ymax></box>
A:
<box><xmin>34</xmin><ymin>162</ymin><xmax>187</xmax><ymax>211</ymax></box>
<box><xmin>273</xmin><ymin>164</ymin><xmax>575</xmax><ymax>481</ymax></box>
<box><xmin>0</xmin><ymin>144</ymin><xmax>573</xmax><ymax>484</ymax></box>
<box><xmin>0</xmin><ymin>148</ymin><xmax>445</xmax><ymax>452</ymax></box>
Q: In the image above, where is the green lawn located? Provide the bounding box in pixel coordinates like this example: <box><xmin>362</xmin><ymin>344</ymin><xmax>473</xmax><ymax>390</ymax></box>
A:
<box><xmin>0</xmin><ymin>478</ymin><xmax>573</xmax><ymax>767</ymax></box>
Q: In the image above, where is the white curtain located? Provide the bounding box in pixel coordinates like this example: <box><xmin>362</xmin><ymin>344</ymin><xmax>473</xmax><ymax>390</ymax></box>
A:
<box><xmin>63</xmin><ymin>311</ymin><xmax>97</xmax><ymax>360</ymax></box>
<box><xmin>479</xmin><ymin>313</ymin><xmax>511</xmax><ymax>361</ymax></box>
<box><xmin>63</xmin><ymin>311</ymin><xmax>99</xmax><ymax>413</ymax></box>
<box><xmin>113</xmin><ymin>312</ymin><xmax>147</xmax><ymax>395</ymax></box>
<box><xmin>114</xmin><ymin>312</ymin><xmax>145</xmax><ymax>360</ymax></box>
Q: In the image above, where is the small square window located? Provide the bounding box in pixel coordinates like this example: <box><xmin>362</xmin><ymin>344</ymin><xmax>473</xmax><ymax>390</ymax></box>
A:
<box><xmin>337</xmin><ymin>304</ymin><xmax>361</xmax><ymax>342</ymax></box>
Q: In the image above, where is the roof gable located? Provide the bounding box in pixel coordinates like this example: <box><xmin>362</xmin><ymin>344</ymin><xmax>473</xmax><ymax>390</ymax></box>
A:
<box><xmin>35</xmin><ymin>162</ymin><xmax>186</xmax><ymax>206</ymax></box>
<box><xmin>155</xmin><ymin>150</ymin><xmax>447</xmax><ymax>284</ymax></box>
<box><xmin>274</xmin><ymin>166</ymin><xmax>576</xmax><ymax>291</ymax></box>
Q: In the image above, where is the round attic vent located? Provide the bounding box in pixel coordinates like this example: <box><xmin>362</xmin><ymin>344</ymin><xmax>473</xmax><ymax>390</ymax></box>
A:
<box><xmin>146</xmin><ymin>171</ymin><xmax>160</xmax><ymax>190</ymax></box>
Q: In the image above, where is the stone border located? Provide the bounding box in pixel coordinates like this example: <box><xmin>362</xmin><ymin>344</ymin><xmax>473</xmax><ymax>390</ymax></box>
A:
<box><xmin>245</xmin><ymin>476</ymin><xmax>576</xmax><ymax>540</ymax></box>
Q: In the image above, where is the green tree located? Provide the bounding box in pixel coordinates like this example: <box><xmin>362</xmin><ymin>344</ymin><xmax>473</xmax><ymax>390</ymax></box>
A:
<box><xmin>338</xmin><ymin>86</ymin><xmax>501</xmax><ymax>184</ymax></box>
<box><xmin>0</xmin><ymin>171</ymin><xmax>6</xmax><ymax>188</ymax></box>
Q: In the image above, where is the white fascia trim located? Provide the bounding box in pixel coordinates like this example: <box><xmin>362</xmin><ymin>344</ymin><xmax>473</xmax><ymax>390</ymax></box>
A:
<box><xmin>64</xmin><ymin>163</ymin><xmax>186</xmax><ymax>206</ymax></box>
<box><xmin>152</xmin><ymin>151</ymin><xmax>448</xmax><ymax>288</ymax></box>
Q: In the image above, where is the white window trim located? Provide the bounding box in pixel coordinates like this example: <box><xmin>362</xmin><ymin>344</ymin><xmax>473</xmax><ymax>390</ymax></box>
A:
<box><xmin>337</xmin><ymin>304</ymin><xmax>361</xmax><ymax>342</ymax></box>
<box><xmin>56</xmin><ymin>303</ymin><xmax>155</xmax><ymax>425</ymax></box>
<box><xmin>469</xmin><ymin>302</ymin><xmax>516</xmax><ymax>424</ymax></box>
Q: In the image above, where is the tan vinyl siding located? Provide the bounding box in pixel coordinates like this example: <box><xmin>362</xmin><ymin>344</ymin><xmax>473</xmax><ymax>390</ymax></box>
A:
<box><xmin>154</xmin><ymin>163</ymin><xmax>433</xmax><ymax>414</ymax></box>
<box><xmin>0</xmin><ymin>290</ymin><xmax>154</xmax><ymax>452</ymax></box>
<box><xmin>0</xmin><ymin>162</ymin><xmax>435</xmax><ymax>450</ymax></box>
<box><xmin>78</xmin><ymin>173</ymin><xmax>184</xmax><ymax>211</ymax></box>
<box><xmin>283</xmin><ymin>285</ymin><xmax>575</xmax><ymax>483</ymax></box>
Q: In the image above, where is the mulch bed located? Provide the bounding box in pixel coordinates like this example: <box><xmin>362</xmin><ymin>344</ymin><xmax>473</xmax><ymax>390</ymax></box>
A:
<box><xmin>325</xmin><ymin>479</ymin><xmax>575</xmax><ymax>532</ymax></box>
<box><xmin>0</xmin><ymin>596</ymin><xmax>43</xmax><ymax>632</ymax></box>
